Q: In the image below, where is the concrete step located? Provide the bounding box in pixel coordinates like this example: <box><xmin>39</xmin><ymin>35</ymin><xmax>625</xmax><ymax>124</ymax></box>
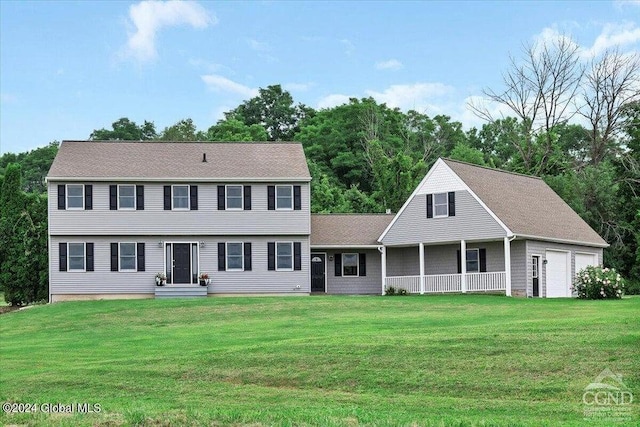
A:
<box><xmin>155</xmin><ymin>285</ymin><xmax>208</xmax><ymax>298</ymax></box>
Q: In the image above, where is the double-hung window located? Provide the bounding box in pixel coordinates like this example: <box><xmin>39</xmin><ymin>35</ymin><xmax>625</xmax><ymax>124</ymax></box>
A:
<box><xmin>68</xmin><ymin>243</ymin><xmax>86</xmax><ymax>271</ymax></box>
<box><xmin>433</xmin><ymin>192</ymin><xmax>448</xmax><ymax>217</ymax></box>
<box><xmin>342</xmin><ymin>253</ymin><xmax>359</xmax><ymax>276</ymax></box>
<box><xmin>172</xmin><ymin>185</ymin><xmax>189</xmax><ymax>209</ymax></box>
<box><xmin>118</xmin><ymin>185</ymin><xmax>135</xmax><ymax>209</ymax></box>
<box><xmin>226</xmin><ymin>186</ymin><xmax>243</xmax><ymax>210</ymax></box>
<box><xmin>276</xmin><ymin>242</ymin><xmax>293</xmax><ymax>271</ymax></box>
<box><xmin>466</xmin><ymin>249</ymin><xmax>479</xmax><ymax>273</ymax></box>
<box><xmin>226</xmin><ymin>242</ymin><xmax>244</xmax><ymax>271</ymax></box>
<box><xmin>276</xmin><ymin>185</ymin><xmax>293</xmax><ymax>210</ymax></box>
<box><xmin>119</xmin><ymin>243</ymin><xmax>137</xmax><ymax>271</ymax></box>
<box><xmin>66</xmin><ymin>184</ymin><xmax>84</xmax><ymax>209</ymax></box>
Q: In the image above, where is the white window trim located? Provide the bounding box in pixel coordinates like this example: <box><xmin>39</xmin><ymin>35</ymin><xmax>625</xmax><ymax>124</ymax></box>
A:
<box><xmin>66</xmin><ymin>184</ymin><xmax>85</xmax><ymax>210</ymax></box>
<box><xmin>163</xmin><ymin>241</ymin><xmax>200</xmax><ymax>285</ymax></box>
<box><xmin>67</xmin><ymin>242</ymin><xmax>86</xmax><ymax>272</ymax></box>
<box><xmin>275</xmin><ymin>185</ymin><xmax>294</xmax><ymax>211</ymax></box>
<box><xmin>433</xmin><ymin>192</ymin><xmax>448</xmax><ymax>218</ymax></box>
<box><xmin>119</xmin><ymin>242</ymin><xmax>137</xmax><ymax>272</ymax></box>
<box><xmin>225</xmin><ymin>185</ymin><xmax>244</xmax><ymax>210</ymax></box>
<box><xmin>466</xmin><ymin>248</ymin><xmax>479</xmax><ymax>273</ymax></box>
<box><xmin>117</xmin><ymin>184</ymin><xmax>136</xmax><ymax>210</ymax></box>
<box><xmin>225</xmin><ymin>241</ymin><xmax>245</xmax><ymax>272</ymax></box>
<box><xmin>275</xmin><ymin>241</ymin><xmax>294</xmax><ymax>271</ymax></box>
<box><xmin>171</xmin><ymin>184</ymin><xmax>190</xmax><ymax>210</ymax></box>
<box><xmin>342</xmin><ymin>253</ymin><xmax>360</xmax><ymax>277</ymax></box>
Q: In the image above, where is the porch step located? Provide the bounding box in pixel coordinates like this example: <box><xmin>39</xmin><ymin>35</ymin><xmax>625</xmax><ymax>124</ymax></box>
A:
<box><xmin>155</xmin><ymin>285</ymin><xmax>208</xmax><ymax>298</ymax></box>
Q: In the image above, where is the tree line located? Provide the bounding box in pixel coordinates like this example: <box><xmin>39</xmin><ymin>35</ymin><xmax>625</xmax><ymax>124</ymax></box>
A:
<box><xmin>1</xmin><ymin>36</ymin><xmax>638</xmax><ymax>303</ymax></box>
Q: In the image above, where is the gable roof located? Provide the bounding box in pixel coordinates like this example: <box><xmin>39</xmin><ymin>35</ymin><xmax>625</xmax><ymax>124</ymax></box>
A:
<box><xmin>442</xmin><ymin>159</ymin><xmax>608</xmax><ymax>247</ymax></box>
<box><xmin>47</xmin><ymin>141</ymin><xmax>311</xmax><ymax>181</ymax></box>
<box><xmin>311</xmin><ymin>214</ymin><xmax>393</xmax><ymax>247</ymax></box>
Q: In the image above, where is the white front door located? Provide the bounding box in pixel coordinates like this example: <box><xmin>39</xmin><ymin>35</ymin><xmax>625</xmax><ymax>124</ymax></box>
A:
<box><xmin>545</xmin><ymin>250</ymin><xmax>570</xmax><ymax>298</ymax></box>
<box><xmin>575</xmin><ymin>253</ymin><xmax>597</xmax><ymax>275</ymax></box>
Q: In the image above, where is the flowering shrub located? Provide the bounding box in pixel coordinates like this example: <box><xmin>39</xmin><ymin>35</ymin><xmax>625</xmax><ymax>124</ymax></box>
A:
<box><xmin>572</xmin><ymin>266</ymin><xmax>624</xmax><ymax>299</ymax></box>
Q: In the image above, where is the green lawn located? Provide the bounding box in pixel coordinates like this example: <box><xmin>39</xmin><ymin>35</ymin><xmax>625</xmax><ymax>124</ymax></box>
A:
<box><xmin>1</xmin><ymin>295</ymin><xmax>638</xmax><ymax>426</ymax></box>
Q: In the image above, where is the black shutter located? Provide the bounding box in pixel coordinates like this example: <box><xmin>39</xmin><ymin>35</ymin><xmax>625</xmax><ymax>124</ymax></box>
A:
<box><xmin>137</xmin><ymin>243</ymin><xmax>145</xmax><ymax>272</ymax></box>
<box><xmin>57</xmin><ymin>185</ymin><xmax>66</xmax><ymax>210</ymax></box>
<box><xmin>335</xmin><ymin>253</ymin><xmax>342</xmax><ymax>276</ymax></box>
<box><xmin>267</xmin><ymin>242</ymin><xmax>275</xmax><ymax>270</ymax></box>
<box><xmin>190</xmin><ymin>185</ymin><xmax>198</xmax><ymax>210</ymax></box>
<box><xmin>164</xmin><ymin>186</ymin><xmax>171</xmax><ymax>210</ymax></box>
<box><xmin>218</xmin><ymin>243</ymin><xmax>225</xmax><ymax>271</ymax></box>
<box><xmin>267</xmin><ymin>186</ymin><xmax>275</xmax><ymax>210</ymax></box>
<box><xmin>109</xmin><ymin>185</ymin><xmax>117</xmax><ymax>210</ymax></box>
<box><xmin>457</xmin><ymin>250</ymin><xmax>461</xmax><ymax>274</ymax></box>
<box><xmin>294</xmin><ymin>242</ymin><xmax>301</xmax><ymax>271</ymax></box>
<box><xmin>59</xmin><ymin>242</ymin><xmax>67</xmax><ymax>271</ymax></box>
<box><xmin>448</xmin><ymin>191</ymin><xmax>456</xmax><ymax>217</ymax></box>
<box><xmin>111</xmin><ymin>243</ymin><xmax>118</xmax><ymax>272</ymax></box>
<box><xmin>217</xmin><ymin>186</ymin><xmax>225</xmax><ymax>210</ymax></box>
<box><xmin>86</xmin><ymin>243</ymin><xmax>94</xmax><ymax>271</ymax></box>
<box><xmin>136</xmin><ymin>185</ymin><xmax>144</xmax><ymax>210</ymax></box>
<box><xmin>84</xmin><ymin>185</ymin><xmax>93</xmax><ymax>210</ymax></box>
<box><xmin>293</xmin><ymin>185</ymin><xmax>301</xmax><ymax>210</ymax></box>
<box><xmin>244</xmin><ymin>186</ymin><xmax>251</xmax><ymax>210</ymax></box>
<box><xmin>479</xmin><ymin>248</ymin><xmax>487</xmax><ymax>273</ymax></box>
<box><xmin>359</xmin><ymin>253</ymin><xmax>367</xmax><ymax>276</ymax></box>
<box><xmin>426</xmin><ymin>194</ymin><xmax>433</xmax><ymax>218</ymax></box>
<box><xmin>244</xmin><ymin>242</ymin><xmax>252</xmax><ymax>271</ymax></box>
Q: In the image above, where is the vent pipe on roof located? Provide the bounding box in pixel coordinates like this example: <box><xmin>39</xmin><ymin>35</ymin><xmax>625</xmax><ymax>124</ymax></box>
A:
<box><xmin>386</xmin><ymin>209</ymin><xmax>392</xmax><ymax>215</ymax></box>
<box><xmin>202</xmin><ymin>153</ymin><xmax>207</xmax><ymax>163</ymax></box>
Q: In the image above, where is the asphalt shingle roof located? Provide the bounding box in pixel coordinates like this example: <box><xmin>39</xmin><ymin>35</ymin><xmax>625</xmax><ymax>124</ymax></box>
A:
<box><xmin>47</xmin><ymin>141</ymin><xmax>311</xmax><ymax>180</ymax></box>
<box><xmin>311</xmin><ymin>214</ymin><xmax>394</xmax><ymax>246</ymax></box>
<box><xmin>443</xmin><ymin>159</ymin><xmax>607</xmax><ymax>246</ymax></box>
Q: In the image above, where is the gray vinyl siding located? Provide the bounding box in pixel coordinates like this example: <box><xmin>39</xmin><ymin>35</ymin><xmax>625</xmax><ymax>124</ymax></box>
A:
<box><xmin>50</xmin><ymin>235</ymin><xmax>310</xmax><ymax>296</ymax></box>
<box><xmin>510</xmin><ymin>240</ymin><xmax>527</xmax><ymax>295</ymax></box>
<box><xmin>323</xmin><ymin>249</ymin><xmax>381</xmax><ymax>294</ymax></box>
<box><xmin>48</xmin><ymin>182</ymin><xmax>310</xmax><ymax>236</ymax></box>
<box><xmin>382</xmin><ymin>191</ymin><xmax>506</xmax><ymax>246</ymax></box>
<box><xmin>525</xmin><ymin>240</ymin><xmax>602</xmax><ymax>298</ymax></box>
<box><xmin>424</xmin><ymin>242</ymin><xmax>505</xmax><ymax>275</ymax></box>
<box><xmin>386</xmin><ymin>247</ymin><xmax>419</xmax><ymax>276</ymax></box>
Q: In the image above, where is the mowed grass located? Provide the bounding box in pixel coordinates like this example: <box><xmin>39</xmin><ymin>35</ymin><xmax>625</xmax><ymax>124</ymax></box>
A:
<box><xmin>0</xmin><ymin>295</ymin><xmax>638</xmax><ymax>426</ymax></box>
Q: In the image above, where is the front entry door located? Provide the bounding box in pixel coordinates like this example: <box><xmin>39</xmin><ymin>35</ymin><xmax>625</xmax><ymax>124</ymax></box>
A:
<box><xmin>311</xmin><ymin>254</ymin><xmax>326</xmax><ymax>292</ymax></box>
<box><xmin>173</xmin><ymin>244</ymin><xmax>191</xmax><ymax>284</ymax></box>
<box><xmin>532</xmin><ymin>255</ymin><xmax>540</xmax><ymax>297</ymax></box>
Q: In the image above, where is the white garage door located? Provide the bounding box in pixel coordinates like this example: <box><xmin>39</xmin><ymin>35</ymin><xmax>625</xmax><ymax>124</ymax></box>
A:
<box><xmin>546</xmin><ymin>250</ymin><xmax>570</xmax><ymax>298</ymax></box>
<box><xmin>575</xmin><ymin>253</ymin><xmax>597</xmax><ymax>274</ymax></box>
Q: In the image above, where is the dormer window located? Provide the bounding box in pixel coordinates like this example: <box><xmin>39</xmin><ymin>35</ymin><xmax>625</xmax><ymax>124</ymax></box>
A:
<box><xmin>433</xmin><ymin>193</ymin><xmax>448</xmax><ymax>217</ymax></box>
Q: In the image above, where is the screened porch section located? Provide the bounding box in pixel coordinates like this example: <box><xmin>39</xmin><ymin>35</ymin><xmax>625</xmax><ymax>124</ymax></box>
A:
<box><xmin>382</xmin><ymin>239</ymin><xmax>512</xmax><ymax>295</ymax></box>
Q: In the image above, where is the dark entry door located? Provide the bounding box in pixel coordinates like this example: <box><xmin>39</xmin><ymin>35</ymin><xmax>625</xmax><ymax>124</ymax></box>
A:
<box><xmin>532</xmin><ymin>255</ymin><xmax>540</xmax><ymax>297</ymax></box>
<box><xmin>173</xmin><ymin>244</ymin><xmax>191</xmax><ymax>284</ymax></box>
<box><xmin>311</xmin><ymin>254</ymin><xmax>326</xmax><ymax>292</ymax></box>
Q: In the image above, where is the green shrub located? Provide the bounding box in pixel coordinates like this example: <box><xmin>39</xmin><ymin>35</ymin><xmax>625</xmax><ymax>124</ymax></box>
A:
<box><xmin>385</xmin><ymin>286</ymin><xmax>396</xmax><ymax>296</ymax></box>
<box><xmin>572</xmin><ymin>266</ymin><xmax>624</xmax><ymax>299</ymax></box>
<box><xmin>624</xmin><ymin>280</ymin><xmax>640</xmax><ymax>295</ymax></box>
<box><xmin>397</xmin><ymin>288</ymin><xmax>408</xmax><ymax>296</ymax></box>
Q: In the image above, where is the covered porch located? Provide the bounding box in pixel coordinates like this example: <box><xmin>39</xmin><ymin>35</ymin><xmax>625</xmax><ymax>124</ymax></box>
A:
<box><xmin>381</xmin><ymin>238</ymin><xmax>513</xmax><ymax>295</ymax></box>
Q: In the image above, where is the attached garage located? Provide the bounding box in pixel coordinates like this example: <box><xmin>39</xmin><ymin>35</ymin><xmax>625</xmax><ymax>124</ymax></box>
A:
<box><xmin>545</xmin><ymin>250</ymin><xmax>570</xmax><ymax>298</ymax></box>
<box><xmin>575</xmin><ymin>252</ymin><xmax>598</xmax><ymax>274</ymax></box>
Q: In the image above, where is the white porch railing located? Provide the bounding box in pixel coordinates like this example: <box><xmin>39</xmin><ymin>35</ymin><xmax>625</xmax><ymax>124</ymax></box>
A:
<box><xmin>385</xmin><ymin>271</ymin><xmax>506</xmax><ymax>294</ymax></box>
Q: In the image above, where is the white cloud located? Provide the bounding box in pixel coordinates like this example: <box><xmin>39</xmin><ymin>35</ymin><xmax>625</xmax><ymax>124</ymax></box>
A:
<box><xmin>583</xmin><ymin>22</ymin><xmax>640</xmax><ymax>58</ymax></box>
<box><xmin>124</xmin><ymin>0</ymin><xmax>215</xmax><ymax>62</ymax></box>
<box><xmin>317</xmin><ymin>94</ymin><xmax>352</xmax><ymax>109</ymax></box>
<box><xmin>365</xmin><ymin>83</ymin><xmax>454</xmax><ymax>111</ymax></box>
<box><xmin>614</xmin><ymin>0</ymin><xmax>640</xmax><ymax>8</ymax></box>
<box><xmin>375</xmin><ymin>59</ymin><xmax>404</xmax><ymax>71</ymax></box>
<box><xmin>247</xmin><ymin>38</ymin><xmax>270</xmax><ymax>51</ymax></box>
<box><xmin>201</xmin><ymin>74</ymin><xmax>258</xmax><ymax>98</ymax></box>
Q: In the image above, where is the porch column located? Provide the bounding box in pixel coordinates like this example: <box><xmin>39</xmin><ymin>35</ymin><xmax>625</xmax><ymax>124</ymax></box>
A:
<box><xmin>504</xmin><ymin>237</ymin><xmax>512</xmax><ymax>296</ymax></box>
<box><xmin>419</xmin><ymin>243</ymin><xmax>425</xmax><ymax>294</ymax></box>
<box><xmin>380</xmin><ymin>246</ymin><xmax>387</xmax><ymax>296</ymax></box>
<box><xmin>460</xmin><ymin>240</ymin><xmax>467</xmax><ymax>293</ymax></box>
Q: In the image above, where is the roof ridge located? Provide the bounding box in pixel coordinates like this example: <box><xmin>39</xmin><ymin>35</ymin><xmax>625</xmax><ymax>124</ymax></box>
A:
<box><xmin>443</xmin><ymin>157</ymin><xmax>543</xmax><ymax>181</ymax></box>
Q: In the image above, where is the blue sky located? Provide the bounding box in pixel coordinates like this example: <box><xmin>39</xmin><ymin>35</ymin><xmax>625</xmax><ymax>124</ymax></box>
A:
<box><xmin>1</xmin><ymin>0</ymin><xmax>639</xmax><ymax>154</ymax></box>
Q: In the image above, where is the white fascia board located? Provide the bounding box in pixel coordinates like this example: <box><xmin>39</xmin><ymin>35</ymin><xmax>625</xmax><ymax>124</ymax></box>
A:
<box><xmin>45</xmin><ymin>176</ymin><xmax>312</xmax><ymax>183</ymax></box>
<box><xmin>516</xmin><ymin>234</ymin><xmax>609</xmax><ymax>248</ymax></box>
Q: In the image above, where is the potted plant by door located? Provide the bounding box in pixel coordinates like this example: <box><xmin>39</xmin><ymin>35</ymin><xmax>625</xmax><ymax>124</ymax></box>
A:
<box><xmin>199</xmin><ymin>273</ymin><xmax>210</xmax><ymax>286</ymax></box>
<box><xmin>155</xmin><ymin>272</ymin><xmax>167</xmax><ymax>286</ymax></box>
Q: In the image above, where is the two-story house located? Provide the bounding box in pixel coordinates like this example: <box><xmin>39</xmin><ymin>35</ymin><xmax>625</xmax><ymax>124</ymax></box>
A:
<box><xmin>47</xmin><ymin>141</ymin><xmax>311</xmax><ymax>301</ymax></box>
